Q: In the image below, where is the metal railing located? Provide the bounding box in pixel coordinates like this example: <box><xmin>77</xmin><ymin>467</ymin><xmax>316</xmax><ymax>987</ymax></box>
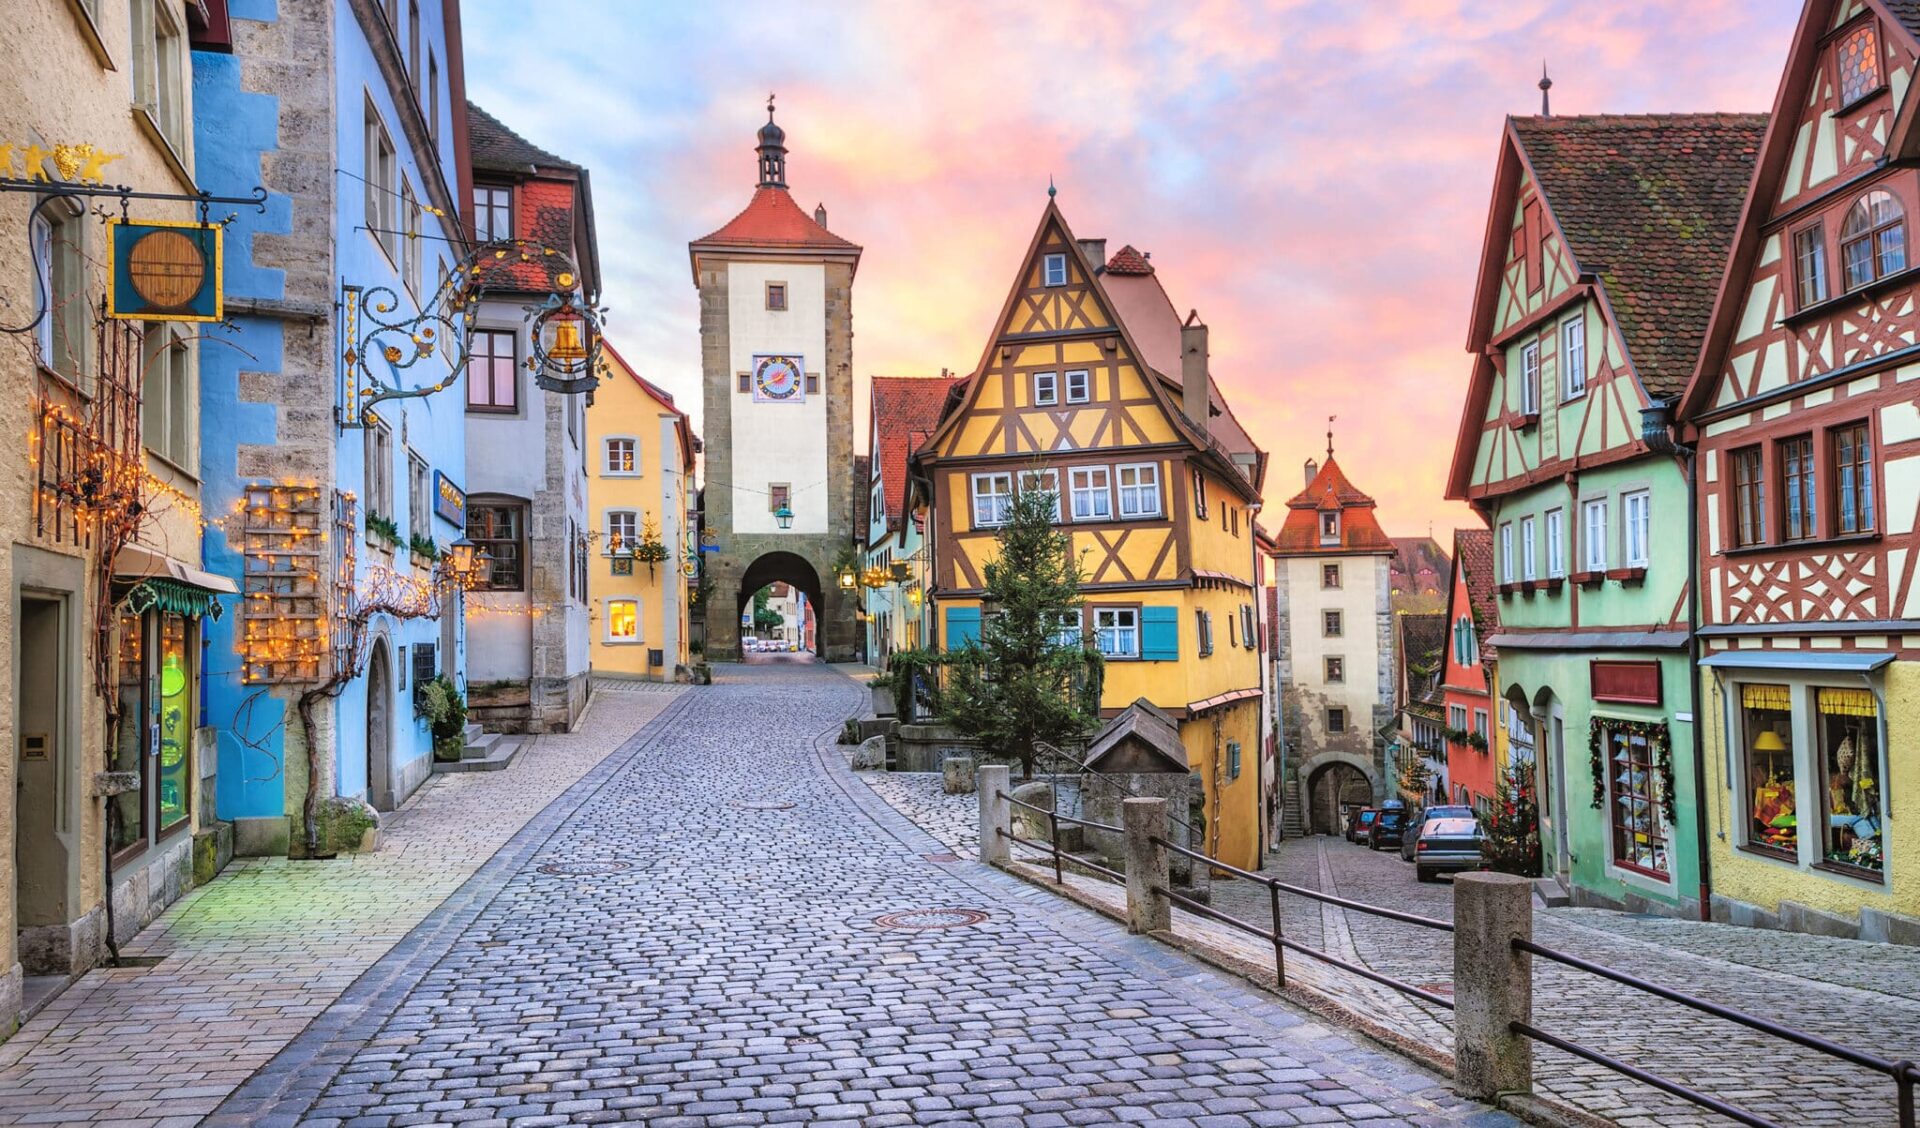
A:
<box><xmin>999</xmin><ymin>791</ymin><xmax>1126</xmax><ymax>886</ymax></box>
<box><xmin>1149</xmin><ymin>834</ymin><xmax>1455</xmax><ymax>1010</ymax></box>
<box><xmin>1510</xmin><ymin>937</ymin><xmax>1919</xmax><ymax>1128</ymax></box>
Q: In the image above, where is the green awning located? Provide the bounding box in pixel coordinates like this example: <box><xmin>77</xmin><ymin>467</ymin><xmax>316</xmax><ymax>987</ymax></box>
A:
<box><xmin>122</xmin><ymin>577</ymin><xmax>225</xmax><ymax>621</ymax></box>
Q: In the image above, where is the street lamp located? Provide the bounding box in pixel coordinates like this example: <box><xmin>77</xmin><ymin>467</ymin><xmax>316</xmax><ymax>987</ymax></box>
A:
<box><xmin>445</xmin><ymin>536</ymin><xmax>487</xmax><ymax>586</ymax></box>
<box><xmin>774</xmin><ymin>503</ymin><xmax>793</xmax><ymax>530</ymax></box>
<box><xmin>838</xmin><ymin>567</ymin><xmax>857</xmax><ymax>591</ymax></box>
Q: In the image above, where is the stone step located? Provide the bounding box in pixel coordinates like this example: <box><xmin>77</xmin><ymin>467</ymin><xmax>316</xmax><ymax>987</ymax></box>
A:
<box><xmin>460</xmin><ymin>731</ymin><xmax>503</xmax><ymax>761</ymax></box>
<box><xmin>1533</xmin><ymin>875</ymin><xmax>1572</xmax><ymax>908</ymax></box>
<box><xmin>462</xmin><ymin>722</ymin><xmax>483</xmax><ymax>742</ymax></box>
<box><xmin>434</xmin><ymin>736</ymin><xmax>525</xmax><ymax>774</ymax></box>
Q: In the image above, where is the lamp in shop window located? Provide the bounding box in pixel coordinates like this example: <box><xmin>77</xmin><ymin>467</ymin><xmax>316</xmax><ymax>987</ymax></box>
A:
<box><xmin>775</xmin><ymin>503</ymin><xmax>794</xmax><ymax>531</ymax></box>
<box><xmin>1752</xmin><ymin>730</ymin><xmax>1787</xmax><ymax>754</ymax></box>
<box><xmin>906</xmin><ymin>586</ymin><xmax>922</xmax><ymax>609</ymax></box>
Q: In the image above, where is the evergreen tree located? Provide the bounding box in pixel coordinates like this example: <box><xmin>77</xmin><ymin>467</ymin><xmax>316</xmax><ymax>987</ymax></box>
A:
<box><xmin>941</xmin><ymin>482</ymin><xmax>1103</xmax><ymax>778</ymax></box>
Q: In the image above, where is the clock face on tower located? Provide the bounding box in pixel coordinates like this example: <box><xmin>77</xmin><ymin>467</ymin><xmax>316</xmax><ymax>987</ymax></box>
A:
<box><xmin>752</xmin><ymin>354</ymin><xmax>805</xmax><ymax>402</ymax></box>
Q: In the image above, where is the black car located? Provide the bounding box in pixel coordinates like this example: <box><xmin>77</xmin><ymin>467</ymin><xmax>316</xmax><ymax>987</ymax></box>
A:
<box><xmin>1368</xmin><ymin>807</ymin><xmax>1409</xmax><ymax>850</ymax></box>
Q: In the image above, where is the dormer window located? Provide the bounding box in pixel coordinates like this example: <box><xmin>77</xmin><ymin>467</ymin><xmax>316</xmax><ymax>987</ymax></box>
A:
<box><xmin>1837</xmin><ymin>21</ymin><xmax>1882</xmax><ymax>106</ymax></box>
<box><xmin>1043</xmin><ymin>253</ymin><xmax>1067</xmax><ymax>287</ymax></box>
<box><xmin>1320</xmin><ymin>511</ymin><xmax>1340</xmax><ymax>544</ymax></box>
<box><xmin>1841</xmin><ymin>189</ymin><xmax>1905</xmax><ymax>290</ymax></box>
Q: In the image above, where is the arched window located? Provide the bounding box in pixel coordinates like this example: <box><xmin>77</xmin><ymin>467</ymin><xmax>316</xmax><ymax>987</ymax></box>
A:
<box><xmin>1841</xmin><ymin>189</ymin><xmax>1906</xmax><ymax>290</ymax></box>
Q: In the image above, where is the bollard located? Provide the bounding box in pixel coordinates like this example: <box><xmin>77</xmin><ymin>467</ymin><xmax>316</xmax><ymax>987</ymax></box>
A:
<box><xmin>1122</xmin><ymin>797</ymin><xmax>1171</xmax><ymax>934</ymax></box>
<box><xmin>1452</xmin><ymin>871</ymin><xmax>1534</xmax><ymax>1100</ymax></box>
<box><xmin>979</xmin><ymin>764</ymin><xmax>1011</xmax><ymax>865</ymax></box>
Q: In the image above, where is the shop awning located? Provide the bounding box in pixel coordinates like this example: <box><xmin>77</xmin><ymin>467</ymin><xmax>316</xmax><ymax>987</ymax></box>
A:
<box><xmin>1698</xmin><ymin>650</ymin><xmax>1895</xmax><ymax>673</ymax></box>
<box><xmin>114</xmin><ymin>545</ymin><xmax>239</xmax><ymax>620</ymax></box>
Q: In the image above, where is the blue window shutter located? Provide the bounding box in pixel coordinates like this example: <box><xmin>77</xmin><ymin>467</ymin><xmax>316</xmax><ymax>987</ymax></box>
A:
<box><xmin>1141</xmin><ymin>606</ymin><xmax>1179</xmax><ymax>661</ymax></box>
<box><xmin>945</xmin><ymin>606</ymin><xmax>981</xmax><ymax>649</ymax></box>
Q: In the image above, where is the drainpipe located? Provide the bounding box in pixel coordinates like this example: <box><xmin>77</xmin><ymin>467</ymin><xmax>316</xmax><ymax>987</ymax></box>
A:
<box><xmin>1642</xmin><ymin>399</ymin><xmax>1712</xmax><ymax>922</ymax></box>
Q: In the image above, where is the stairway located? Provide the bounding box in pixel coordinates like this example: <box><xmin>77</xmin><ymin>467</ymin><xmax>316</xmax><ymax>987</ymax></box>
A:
<box><xmin>1281</xmin><ymin>780</ymin><xmax>1306</xmax><ymax>838</ymax></box>
<box><xmin>431</xmin><ymin>722</ymin><xmax>526</xmax><ymax>774</ymax></box>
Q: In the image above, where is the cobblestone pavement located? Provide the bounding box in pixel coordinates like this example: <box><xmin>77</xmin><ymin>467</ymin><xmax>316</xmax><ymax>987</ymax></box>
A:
<box><xmin>1209</xmin><ymin>836</ymin><xmax>1920</xmax><ymax>1127</ymax></box>
<box><xmin>859</xmin><ymin>771</ymin><xmax>980</xmax><ymax>860</ymax></box>
<box><xmin>0</xmin><ymin>680</ymin><xmax>683</xmax><ymax>1128</ymax></box>
<box><xmin>200</xmin><ymin>663</ymin><xmax>1512</xmax><ymax>1127</ymax></box>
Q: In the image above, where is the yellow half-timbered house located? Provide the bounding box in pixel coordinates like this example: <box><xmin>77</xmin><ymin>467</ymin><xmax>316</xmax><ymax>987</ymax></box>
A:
<box><xmin>917</xmin><ymin>202</ymin><xmax>1270</xmax><ymax>868</ymax></box>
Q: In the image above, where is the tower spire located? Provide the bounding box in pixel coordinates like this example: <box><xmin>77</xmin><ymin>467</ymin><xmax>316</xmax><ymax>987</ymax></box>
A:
<box><xmin>756</xmin><ymin>94</ymin><xmax>788</xmax><ymax>189</ymax></box>
<box><xmin>1326</xmin><ymin>415</ymin><xmax>1336</xmax><ymax>462</ymax></box>
<box><xmin>1539</xmin><ymin>61</ymin><xmax>1553</xmax><ymax>117</ymax></box>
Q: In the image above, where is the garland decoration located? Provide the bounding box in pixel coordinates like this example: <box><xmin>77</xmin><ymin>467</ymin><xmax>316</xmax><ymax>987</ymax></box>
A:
<box><xmin>1588</xmin><ymin>716</ymin><xmax>1676</xmax><ymax>826</ymax></box>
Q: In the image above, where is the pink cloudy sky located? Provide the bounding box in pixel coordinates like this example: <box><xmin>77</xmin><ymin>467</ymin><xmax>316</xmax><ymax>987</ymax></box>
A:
<box><xmin>465</xmin><ymin>0</ymin><xmax>1804</xmax><ymax>537</ymax></box>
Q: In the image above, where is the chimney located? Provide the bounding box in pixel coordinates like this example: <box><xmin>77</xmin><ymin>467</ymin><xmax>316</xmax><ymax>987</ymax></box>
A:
<box><xmin>1077</xmin><ymin>238</ymin><xmax>1107</xmax><ymax>273</ymax></box>
<box><xmin>814</xmin><ymin>202</ymin><xmax>828</xmax><ymax>229</ymax></box>
<box><xmin>1304</xmin><ymin>458</ymin><xmax>1318</xmax><ymax>487</ymax></box>
<box><xmin>1180</xmin><ymin>312</ymin><xmax>1210</xmax><ymax>437</ymax></box>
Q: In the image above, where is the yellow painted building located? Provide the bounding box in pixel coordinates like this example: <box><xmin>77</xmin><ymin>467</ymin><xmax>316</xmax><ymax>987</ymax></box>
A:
<box><xmin>586</xmin><ymin>344</ymin><xmax>698</xmax><ymax>681</ymax></box>
<box><xmin>918</xmin><ymin>204</ymin><xmax>1270</xmax><ymax>868</ymax></box>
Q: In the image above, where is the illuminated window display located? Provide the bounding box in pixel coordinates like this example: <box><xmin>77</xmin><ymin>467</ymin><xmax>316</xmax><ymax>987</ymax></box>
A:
<box><xmin>112</xmin><ymin>608</ymin><xmax>198</xmax><ymax>859</ymax></box>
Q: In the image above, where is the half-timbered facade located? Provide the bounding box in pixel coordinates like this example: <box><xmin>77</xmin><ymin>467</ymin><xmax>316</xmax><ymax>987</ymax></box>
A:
<box><xmin>1451</xmin><ymin>112</ymin><xmax>1763</xmax><ymax>916</ymax></box>
<box><xmin>1438</xmin><ymin>529</ymin><xmax>1499</xmax><ymax>815</ymax></box>
<box><xmin>1680</xmin><ymin>0</ymin><xmax>1920</xmax><ymax>939</ymax></box>
<box><xmin>917</xmin><ymin>205</ymin><xmax>1269</xmax><ymax>868</ymax></box>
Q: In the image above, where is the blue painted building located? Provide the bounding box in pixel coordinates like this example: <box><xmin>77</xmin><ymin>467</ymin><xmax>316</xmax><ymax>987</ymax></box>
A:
<box><xmin>191</xmin><ymin>0</ymin><xmax>469</xmax><ymax>855</ymax></box>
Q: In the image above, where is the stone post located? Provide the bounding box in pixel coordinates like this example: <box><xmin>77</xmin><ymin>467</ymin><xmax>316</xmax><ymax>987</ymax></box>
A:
<box><xmin>978</xmin><ymin>764</ymin><xmax>1011</xmax><ymax>865</ymax></box>
<box><xmin>1123</xmin><ymin>797</ymin><xmax>1171</xmax><ymax>934</ymax></box>
<box><xmin>943</xmin><ymin>754</ymin><xmax>977</xmax><ymax>795</ymax></box>
<box><xmin>1452</xmin><ymin>872</ymin><xmax>1534</xmax><ymax>1100</ymax></box>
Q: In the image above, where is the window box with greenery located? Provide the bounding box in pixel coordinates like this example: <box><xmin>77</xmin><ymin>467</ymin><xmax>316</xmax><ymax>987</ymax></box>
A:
<box><xmin>366</xmin><ymin>512</ymin><xmax>402</xmax><ymax>554</ymax></box>
<box><xmin>408</xmin><ymin>532</ymin><xmax>439</xmax><ymax>567</ymax></box>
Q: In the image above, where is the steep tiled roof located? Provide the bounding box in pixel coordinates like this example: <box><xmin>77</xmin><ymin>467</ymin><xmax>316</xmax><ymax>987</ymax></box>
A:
<box><xmin>870</xmin><ymin>375</ymin><xmax>958</xmax><ymax>531</ymax></box>
<box><xmin>1454</xmin><ymin>528</ymin><xmax>1499</xmax><ymax>643</ymax></box>
<box><xmin>1509</xmin><ymin>113</ymin><xmax>1766</xmax><ymax>399</ymax></box>
<box><xmin>1389</xmin><ymin>536</ymin><xmax>1450</xmax><ymax>597</ymax></box>
<box><xmin>1271</xmin><ymin>457</ymin><xmax>1394</xmax><ymax>555</ymax></box>
<box><xmin>1886</xmin><ymin>2</ymin><xmax>1920</xmax><ymax>42</ymax></box>
<box><xmin>1399</xmin><ymin>612</ymin><xmax>1448</xmax><ymax>708</ymax></box>
<box><xmin>467</xmin><ymin>102</ymin><xmax>579</xmax><ymax>173</ymax></box>
<box><xmin>1105</xmin><ymin>244</ymin><xmax>1154</xmax><ymax>275</ymax></box>
<box><xmin>1098</xmin><ymin>263</ymin><xmax>1260</xmax><ymax>461</ymax></box>
<box><xmin>693</xmin><ymin>186</ymin><xmax>860</xmax><ymax>251</ymax></box>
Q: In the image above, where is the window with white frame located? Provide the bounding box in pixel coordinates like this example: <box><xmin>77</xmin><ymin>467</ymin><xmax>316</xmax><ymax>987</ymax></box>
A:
<box><xmin>474</xmin><ymin>185</ymin><xmax>511</xmax><ymax>242</ymax></box>
<box><xmin>1473</xmin><ymin>709</ymin><xmax>1489</xmax><ymax>740</ymax></box>
<box><xmin>971</xmin><ymin>472</ymin><xmax>1013</xmax><ymax>527</ymax></box>
<box><xmin>1500</xmin><ymin>522</ymin><xmax>1514</xmax><ymax>583</ymax></box>
<box><xmin>408</xmin><ymin>451</ymin><xmax>429</xmax><ymax>538</ymax></box>
<box><xmin>1562</xmin><ymin>315</ymin><xmax>1587</xmax><ymax>399</ymax></box>
<box><xmin>1049</xmin><ymin>610</ymin><xmax>1083</xmax><ymax>650</ymax></box>
<box><xmin>1094</xmin><ymin>607</ymin><xmax>1139</xmax><ymax>658</ymax></box>
<box><xmin>364</xmin><ymin>416</ymin><xmax>394</xmax><ymax>522</ymax></box>
<box><xmin>605</xmin><ymin>510</ymin><xmax>637</xmax><ymax>554</ymax></box>
<box><xmin>1320</xmin><ymin>510</ymin><xmax>1340</xmax><ymax>543</ymax></box>
<box><xmin>604</xmin><ymin>437</ymin><xmax>638</xmax><ymax>475</ymax></box>
<box><xmin>1043</xmin><ymin>253</ymin><xmax>1067</xmax><ymax>286</ymax></box>
<box><xmin>606</xmin><ymin>599</ymin><xmax>639</xmax><ymax>642</ymax></box>
<box><xmin>1623</xmin><ymin>490</ymin><xmax>1651</xmax><ymax>569</ymax></box>
<box><xmin>1520</xmin><ymin>340</ymin><xmax>1541</xmax><ymax>416</ymax></box>
<box><xmin>1584</xmin><ymin>498</ymin><xmax>1609</xmax><ymax>571</ymax></box>
<box><xmin>1545</xmin><ymin>508</ymin><xmax>1566</xmax><ymax>578</ymax></box>
<box><xmin>1116</xmin><ymin>463</ymin><xmax>1161</xmax><ymax>517</ymax></box>
<box><xmin>141</xmin><ymin>324</ymin><xmax>193</xmax><ymax>468</ymax></box>
<box><xmin>33</xmin><ymin>204</ymin><xmax>89</xmax><ymax>388</ymax></box>
<box><xmin>1520</xmin><ymin>515</ymin><xmax>1537</xmax><ymax>581</ymax></box>
<box><xmin>1070</xmin><ymin>466</ymin><xmax>1111</xmax><ymax>520</ymax></box>
<box><xmin>1449</xmin><ymin>704</ymin><xmax>1468</xmax><ymax>732</ymax></box>
<box><xmin>1017</xmin><ymin>469</ymin><xmax>1061</xmax><ymax>520</ymax></box>
<box><xmin>131</xmin><ymin>0</ymin><xmax>185</xmax><ymax>152</ymax></box>
<box><xmin>364</xmin><ymin>101</ymin><xmax>398</xmax><ymax>263</ymax></box>
<box><xmin>1032</xmin><ymin>371</ymin><xmax>1058</xmax><ymax>406</ymax></box>
<box><xmin>1065</xmin><ymin>369</ymin><xmax>1091</xmax><ymax>403</ymax></box>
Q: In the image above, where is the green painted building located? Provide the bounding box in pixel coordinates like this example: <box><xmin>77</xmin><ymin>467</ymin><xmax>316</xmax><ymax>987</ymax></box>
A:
<box><xmin>1446</xmin><ymin>112</ymin><xmax>1765</xmax><ymax>917</ymax></box>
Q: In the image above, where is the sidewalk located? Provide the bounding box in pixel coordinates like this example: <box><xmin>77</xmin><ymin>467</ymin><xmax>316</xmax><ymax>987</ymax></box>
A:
<box><xmin>0</xmin><ymin>681</ymin><xmax>684</xmax><ymax>1128</ymax></box>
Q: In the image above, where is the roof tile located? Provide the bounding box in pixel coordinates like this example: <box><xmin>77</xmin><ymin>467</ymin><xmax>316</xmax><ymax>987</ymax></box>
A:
<box><xmin>870</xmin><ymin>375</ymin><xmax>958</xmax><ymax>529</ymax></box>
<box><xmin>693</xmin><ymin>186</ymin><xmax>860</xmax><ymax>251</ymax></box>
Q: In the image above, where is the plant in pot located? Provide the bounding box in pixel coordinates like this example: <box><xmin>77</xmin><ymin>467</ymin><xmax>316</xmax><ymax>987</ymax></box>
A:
<box><xmin>416</xmin><ymin>674</ymin><xmax>469</xmax><ymax>761</ymax></box>
<box><xmin>633</xmin><ymin>514</ymin><xmax>669</xmax><ymax>578</ymax></box>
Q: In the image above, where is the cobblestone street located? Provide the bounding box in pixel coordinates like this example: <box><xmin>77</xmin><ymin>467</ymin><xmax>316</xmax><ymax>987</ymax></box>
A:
<box><xmin>864</xmin><ymin>782</ymin><xmax>1920</xmax><ymax>1127</ymax></box>
<box><xmin>151</xmin><ymin>662</ymin><xmax>1517</xmax><ymax>1127</ymax></box>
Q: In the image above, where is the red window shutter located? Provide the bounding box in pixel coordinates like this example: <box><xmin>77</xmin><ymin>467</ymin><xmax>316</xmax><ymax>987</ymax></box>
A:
<box><xmin>1590</xmin><ymin>660</ymin><xmax>1661</xmax><ymax>706</ymax></box>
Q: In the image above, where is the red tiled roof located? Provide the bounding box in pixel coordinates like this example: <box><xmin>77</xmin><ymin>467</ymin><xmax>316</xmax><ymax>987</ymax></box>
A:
<box><xmin>1453</xmin><ymin>528</ymin><xmax>1499</xmax><ymax>644</ymax></box>
<box><xmin>693</xmin><ymin>186</ymin><xmax>860</xmax><ymax>251</ymax></box>
<box><xmin>870</xmin><ymin>375</ymin><xmax>958</xmax><ymax>531</ymax></box>
<box><xmin>1271</xmin><ymin>457</ymin><xmax>1394</xmax><ymax>554</ymax></box>
<box><xmin>1388</xmin><ymin>536</ymin><xmax>1450</xmax><ymax>598</ymax></box>
<box><xmin>600</xmin><ymin>341</ymin><xmax>695</xmax><ymax>469</ymax></box>
<box><xmin>1509</xmin><ymin>113</ymin><xmax>1766</xmax><ymax>398</ymax></box>
<box><xmin>1105</xmin><ymin>244</ymin><xmax>1153</xmax><ymax>275</ymax></box>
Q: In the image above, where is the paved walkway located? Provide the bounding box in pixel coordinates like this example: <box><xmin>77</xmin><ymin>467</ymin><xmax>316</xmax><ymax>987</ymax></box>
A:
<box><xmin>0</xmin><ymin>681</ymin><xmax>684</xmax><ymax>1128</ymax></box>
<box><xmin>170</xmin><ymin>662</ymin><xmax>1511</xmax><ymax>1127</ymax></box>
<box><xmin>863</xmin><ymin>780</ymin><xmax>1920</xmax><ymax>1127</ymax></box>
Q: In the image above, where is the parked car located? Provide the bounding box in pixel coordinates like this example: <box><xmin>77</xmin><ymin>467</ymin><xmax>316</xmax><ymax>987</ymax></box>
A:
<box><xmin>1413</xmin><ymin>817</ymin><xmax>1486</xmax><ymax>882</ymax></box>
<box><xmin>1400</xmin><ymin>805</ymin><xmax>1477</xmax><ymax>861</ymax></box>
<box><xmin>1369</xmin><ymin>807</ymin><xmax>1409</xmax><ymax>850</ymax></box>
<box><xmin>1346</xmin><ymin>807</ymin><xmax>1379</xmax><ymax>843</ymax></box>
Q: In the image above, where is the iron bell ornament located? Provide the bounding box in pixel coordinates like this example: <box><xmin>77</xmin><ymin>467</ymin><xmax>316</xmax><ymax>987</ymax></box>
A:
<box><xmin>528</xmin><ymin>290</ymin><xmax>605</xmax><ymax>395</ymax></box>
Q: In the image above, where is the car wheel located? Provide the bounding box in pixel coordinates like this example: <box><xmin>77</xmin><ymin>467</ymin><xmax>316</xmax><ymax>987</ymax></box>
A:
<box><xmin>1416</xmin><ymin>868</ymin><xmax>1433</xmax><ymax>883</ymax></box>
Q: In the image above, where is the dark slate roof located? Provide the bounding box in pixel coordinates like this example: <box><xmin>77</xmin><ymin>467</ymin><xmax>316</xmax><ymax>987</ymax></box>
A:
<box><xmin>467</xmin><ymin>102</ymin><xmax>579</xmax><ymax>173</ymax></box>
<box><xmin>1453</xmin><ymin>528</ymin><xmax>1499</xmax><ymax>671</ymax></box>
<box><xmin>1083</xmin><ymin>698</ymin><xmax>1189</xmax><ymax>773</ymax></box>
<box><xmin>1389</xmin><ymin>536</ymin><xmax>1450</xmax><ymax>598</ymax></box>
<box><xmin>1886</xmin><ymin>1</ymin><xmax>1920</xmax><ymax>41</ymax></box>
<box><xmin>1510</xmin><ymin>113</ymin><xmax>1766</xmax><ymax>399</ymax></box>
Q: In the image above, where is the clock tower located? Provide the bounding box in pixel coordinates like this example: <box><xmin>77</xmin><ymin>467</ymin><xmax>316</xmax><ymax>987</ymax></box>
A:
<box><xmin>690</xmin><ymin>102</ymin><xmax>862</xmax><ymax>661</ymax></box>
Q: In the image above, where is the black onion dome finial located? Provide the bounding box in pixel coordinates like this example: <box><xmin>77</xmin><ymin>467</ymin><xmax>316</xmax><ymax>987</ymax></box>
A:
<box><xmin>757</xmin><ymin>94</ymin><xmax>787</xmax><ymax>188</ymax></box>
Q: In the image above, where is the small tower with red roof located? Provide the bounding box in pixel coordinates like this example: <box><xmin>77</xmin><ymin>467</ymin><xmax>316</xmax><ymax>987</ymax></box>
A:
<box><xmin>690</xmin><ymin>100</ymin><xmax>863</xmax><ymax>661</ymax></box>
<box><xmin>1267</xmin><ymin>433</ymin><xmax>1399</xmax><ymax>836</ymax></box>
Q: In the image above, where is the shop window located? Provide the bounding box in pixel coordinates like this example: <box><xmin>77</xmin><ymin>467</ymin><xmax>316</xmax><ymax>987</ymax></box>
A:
<box><xmin>468</xmin><ymin>500</ymin><xmax>525</xmax><ymax>590</ymax></box>
<box><xmin>607</xmin><ymin>599</ymin><xmax>639</xmax><ymax>642</ymax></box>
<box><xmin>1741</xmin><ymin>683</ymin><xmax>1796</xmax><ymax>858</ymax></box>
<box><xmin>1817</xmin><ymin>687</ymin><xmax>1882</xmax><ymax>873</ymax></box>
<box><xmin>112</xmin><ymin>610</ymin><xmax>195</xmax><ymax>860</ymax></box>
<box><xmin>1603</xmin><ymin>724</ymin><xmax>1669</xmax><ymax>878</ymax></box>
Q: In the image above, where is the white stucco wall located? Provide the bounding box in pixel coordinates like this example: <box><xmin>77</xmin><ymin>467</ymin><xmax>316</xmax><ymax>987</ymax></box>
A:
<box><xmin>727</xmin><ymin>261</ymin><xmax>828</xmax><ymax>535</ymax></box>
<box><xmin>1285</xmin><ymin>554</ymin><xmax>1391</xmax><ymax>741</ymax></box>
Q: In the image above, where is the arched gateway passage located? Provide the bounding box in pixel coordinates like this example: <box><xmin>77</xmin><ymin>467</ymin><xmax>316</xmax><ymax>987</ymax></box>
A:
<box><xmin>736</xmin><ymin>552</ymin><xmax>825</xmax><ymax>657</ymax></box>
<box><xmin>1305</xmin><ymin>759</ymin><xmax>1376</xmax><ymax>836</ymax></box>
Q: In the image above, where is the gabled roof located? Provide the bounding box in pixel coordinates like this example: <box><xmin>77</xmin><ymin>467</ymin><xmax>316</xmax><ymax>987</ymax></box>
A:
<box><xmin>467</xmin><ymin>102</ymin><xmax>580</xmax><ymax>174</ymax></box>
<box><xmin>693</xmin><ymin>187</ymin><xmax>860</xmax><ymax>252</ymax></box>
<box><xmin>1399</xmin><ymin>611</ymin><xmax>1448</xmax><ymax>707</ymax></box>
<box><xmin>601</xmin><ymin>341</ymin><xmax>696</xmax><ymax>470</ymax></box>
<box><xmin>1390</xmin><ymin>537</ymin><xmax>1450</xmax><ymax>596</ymax></box>
<box><xmin>1105</xmin><ymin>244</ymin><xmax>1154</xmax><ymax>275</ymax></box>
<box><xmin>869</xmin><ymin>375</ymin><xmax>958</xmax><ymax>535</ymax></box>
<box><xmin>1083</xmin><ymin>698</ymin><xmax>1189</xmax><ymax>773</ymax></box>
<box><xmin>1506</xmin><ymin>113</ymin><xmax>1766</xmax><ymax>400</ymax></box>
<box><xmin>1453</xmin><ymin>528</ymin><xmax>1499</xmax><ymax>650</ymax></box>
<box><xmin>1270</xmin><ymin>457</ymin><xmax>1394</xmax><ymax>555</ymax></box>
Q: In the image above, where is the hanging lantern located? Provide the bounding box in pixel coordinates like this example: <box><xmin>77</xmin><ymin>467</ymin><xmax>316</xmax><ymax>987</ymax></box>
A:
<box><xmin>838</xmin><ymin>567</ymin><xmax>858</xmax><ymax>591</ymax></box>
<box><xmin>775</xmin><ymin>503</ymin><xmax>794</xmax><ymax>531</ymax></box>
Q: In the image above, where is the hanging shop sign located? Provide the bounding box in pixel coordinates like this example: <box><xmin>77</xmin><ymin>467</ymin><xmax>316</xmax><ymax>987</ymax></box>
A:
<box><xmin>751</xmin><ymin>354</ymin><xmax>805</xmax><ymax>403</ymax></box>
<box><xmin>108</xmin><ymin>219</ymin><xmax>224</xmax><ymax>323</ymax></box>
<box><xmin>432</xmin><ymin>470</ymin><xmax>466</xmax><ymax>527</ymax></box>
